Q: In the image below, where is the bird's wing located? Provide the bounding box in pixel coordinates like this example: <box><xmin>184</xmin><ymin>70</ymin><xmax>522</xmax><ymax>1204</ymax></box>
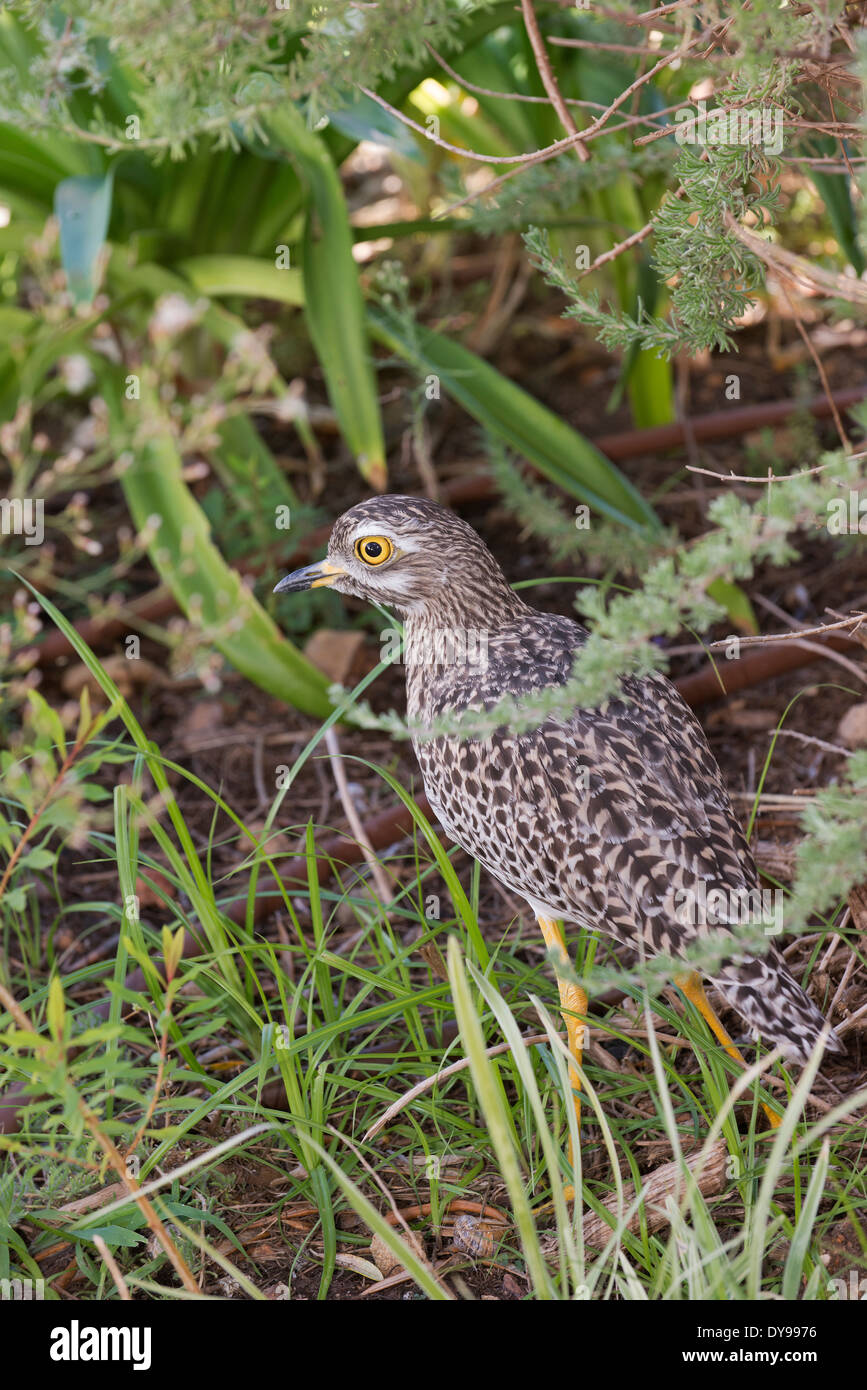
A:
<box><xmin>415</xmin><ymin>610</ymin><xmax>840</xmax><ymax>1060</ymax></box>
<box><xmin>418</xmin><ymin>612</ymin><xmax>760</xmax><ymax>957</ymax></box>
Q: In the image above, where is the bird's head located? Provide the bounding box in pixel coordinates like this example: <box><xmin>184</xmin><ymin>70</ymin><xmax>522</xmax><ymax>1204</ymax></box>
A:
<box><xmin>273</xmin><ymin>494</ymin><xmax>519</xmax><ymax>621</ymax></box>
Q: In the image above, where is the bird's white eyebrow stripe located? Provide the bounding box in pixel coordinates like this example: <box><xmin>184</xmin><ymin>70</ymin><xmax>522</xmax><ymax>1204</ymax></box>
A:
<box><xmin>348</xmin><ymin>526</ymin><xmax>422</xmax><ymax>553</ymax></box>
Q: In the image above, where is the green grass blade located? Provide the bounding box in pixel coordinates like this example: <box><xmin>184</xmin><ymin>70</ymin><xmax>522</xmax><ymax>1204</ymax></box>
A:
<box><xmin>597</xmin><ymin>180</ymin><xmax>675</xmax><ymax>430</ymax></box>
<box><xmin>447</xmin><ymin>937</ymin><xmax>555</xmax><ymax>1297</ymax></box>
<box><xmin>349</xmin><ymin>758</ymin><xmax>490</xmax><ymax>970</ymax></box>
<box><xmin>303</xmin><ymin>1139</ymin><xmax>453</xmax><ymax>1300</ymax></box>
<box><xmin>781</xmin><ymin>1138</ymin><xmax>830</xmax><ymax>1300</ymax></box>
<box><xmin>747</xmin><ymin>1038</ymin><xmax>826</xmax><ymax>1299</ymax></box>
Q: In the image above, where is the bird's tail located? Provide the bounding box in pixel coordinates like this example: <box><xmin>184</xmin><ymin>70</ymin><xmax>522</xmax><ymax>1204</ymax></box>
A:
<box><xmin>711</xmin><ymin>947</ymin><xmax>844</xmax><ymax>1063</ymax></box>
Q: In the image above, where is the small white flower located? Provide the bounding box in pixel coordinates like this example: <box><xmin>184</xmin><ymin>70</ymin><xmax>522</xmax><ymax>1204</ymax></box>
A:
<box><xmin>60</xmin><ymin>354</ymin><xmax>94</xmax><ymax>394</ymax></box>
<box><xmin>150</xmin><ymin>293</ymin><xmax>207</xmax><ymax>339</ymax></box>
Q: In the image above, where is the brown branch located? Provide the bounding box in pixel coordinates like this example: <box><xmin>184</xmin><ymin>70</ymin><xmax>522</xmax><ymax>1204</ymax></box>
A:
<box><xmin>686</xmin><ymin>462</ymin><xmax>832</xmax><ymax>484</ymax></box>
<box><xmin>577</xmin><ymin>217</ymin><xmax>655</xmax><ymax>277</ymax></box>
<box><xmin>723</xmin><ymin>210</ymin><xmax>867</xmax><ymax>308</ymax></box>
<box><xmin>433</xmin><ymin>15</ymin><xmax>716</xmax><ymax>218</ymax></box>
<box><xmin>778</xmin><ymin>278</ymin><xmax>851</xmax><ymax>450</ymax></box>
<box><xmin>358</xmin><ymin>85</ymin><xmax>586</xmax><ymax>166</ymax></box>
<box><xmin>542</xmin><ymin>1139</ymin><xmax>728</xmax><ymax>1251</ymax></box>
<box><xmin>605</xmin><ymin>0</ymin><xmax>698</xmax><ymax>23</ymax></box>
<box><xmin>569</xmin><ymin>30</ymin><xmax>708</xmax><ymax>147</ymax></box>
<box><xmin>707</xmin><ymin>613</ymin><xmax>866</xmax><ymax>649</ymax></box>
<box><xmin>674</xmin><ymin>629</ymin><xmax>865</xmax><ymax>706</ymax></box>
<box><xmin>594</xmin><ymin>386</ymin><xmax>865</xmax><ymax>460</ymax></box>
<box><xmin>548</xmin><ymin>36</ymin><xmax>680</xmax><ymax>56</ymax></box>
<box><xmin>424</xmin><ymin>40</ymin><xmax>694</xmax><ymax>145</ymax></box>
<box><xmin>520</xmin><ymin>0</ymin><xmax>589</xmax><ymax>160</ymax></box>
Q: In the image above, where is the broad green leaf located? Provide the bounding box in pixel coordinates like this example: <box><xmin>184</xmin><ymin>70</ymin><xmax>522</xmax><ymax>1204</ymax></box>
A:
<box><xmin>0</xmin><ymin>305</ymin><xmax>35</xmax><ymax>336</ymax></box>
<box><xmin>707</xmin><ymin>577</ymin><xmax>758</xmax><ymax>635</ymax></box>
<box><xmin>26</xmin><ymin>687</ymin><xmax>67</xmax><ymax>760</ymax></box>
<box><xmin>78</xmin><ymin>1226</ymin><xmax>147</xmax><ymax>1248</ymax></box>
<box><xmin>20</xmin><ymin>848</ymin><xmax>57</xmax><ymax>872</ymax></box>
<box><xmin>239</xmin><ymin>76</ymin><xmax>387</xmax><ymax>491</ymax></box>
<box><xmin>54</xmin><ymin>170</ymin><xmax>114</xmax><ymax>305</ymax></box>
<box><xmin>328</xmin><ymin>94</ymin><xmax>422</xmax><ymax>161</ymax></box>
<box><xmin>811</xmin><ymin>169</ymin><xmax>865</xmax><ymax>276</ymax></box>
<box><xmin>109</xmin><ymin>380</ymin><xmax>332</xmax><ymax>718</ymax></box>
<box><xmin>0</xmin><ymin>1028</ymin><xmax>44</xmax><ymax>1049</ymax></box>
<box><xmin>369</xmin><ymin>304</ymin><xmax>659</xmax><ymax>532</ymax></box>
<box><xmin>177</xmin><ymin>254</ymin><xmax>304</xmax><ymax>307</ymax></box>
<box><xmin>70</xmin><ymin>1024</ymin><xmax>125</xmax><ymax>1047</ymax></box>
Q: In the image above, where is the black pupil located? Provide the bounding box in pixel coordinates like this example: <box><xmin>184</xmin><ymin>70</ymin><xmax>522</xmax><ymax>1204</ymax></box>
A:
<box><xmin>364</xmin><ymin>541</ymin><xmax>383</xmax><ymax>558</ymax></box>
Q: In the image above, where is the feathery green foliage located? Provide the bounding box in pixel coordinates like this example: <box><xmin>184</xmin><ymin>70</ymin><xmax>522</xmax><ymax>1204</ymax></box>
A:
<box><xmin>337</xmin><ymin>445</ymin><xmax>867</xmax><ymax>740</ymax></box>
<box><xmin>788</xmin><ymin>752</ymin><xmax>867</xmax><ymax>931</ymax></box>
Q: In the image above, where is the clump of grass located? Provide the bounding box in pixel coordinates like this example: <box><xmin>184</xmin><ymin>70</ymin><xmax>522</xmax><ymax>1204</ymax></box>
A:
<box><xmin>2</xmin><ymin>600</ymin><xmax>864</xmax><ymax>1300</ymax></box>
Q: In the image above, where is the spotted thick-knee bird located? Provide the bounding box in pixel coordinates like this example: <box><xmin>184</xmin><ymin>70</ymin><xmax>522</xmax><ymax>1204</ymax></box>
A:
<box><xmin>275</xmin><ymin>495</ymin><xmax>843</xmax><ymax>1119</ymax></box>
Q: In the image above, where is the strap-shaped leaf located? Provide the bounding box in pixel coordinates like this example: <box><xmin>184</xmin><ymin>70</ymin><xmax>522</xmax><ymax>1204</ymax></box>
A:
<box><xmin>239</xmin><ymin>76</ymin><xmax>387</xmax><ymax>491</ymax></box>
<box><xmin>101</xmin><ymin>376</ymin><xmax>332</xmax><ymax>717</ymax></box>
<box><xmin>54</xmin><ymin>170</ymin><xmax>114</xmax><ymax>306</ymax></box>
<box><xmin>369</xmin><ymin>303</ymin><xmax>660</xmax><ymax>532</ymax></box>
<box><xmin>178</xmin><ymin>253</ymin><xmax>304</xmax><ymax>307</ymax></box>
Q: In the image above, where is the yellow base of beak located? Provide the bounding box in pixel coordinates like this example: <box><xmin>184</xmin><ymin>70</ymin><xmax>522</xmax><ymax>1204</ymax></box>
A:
<box><xmin>273</xmin><ymin>559</ymin><xmax>346</xmax><ymax>595</ymax></box>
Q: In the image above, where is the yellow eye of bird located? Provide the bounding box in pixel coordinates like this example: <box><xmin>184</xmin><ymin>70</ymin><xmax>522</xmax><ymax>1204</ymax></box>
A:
<box><xmin>354</xmin><ymin>535</ymin><xmax>393</xmax><ymax>566</ymax></box>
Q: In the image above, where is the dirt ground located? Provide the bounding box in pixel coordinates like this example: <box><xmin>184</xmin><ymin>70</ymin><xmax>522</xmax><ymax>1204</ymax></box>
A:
<box><xmin>28</xmin><ymin>304</ymin><xmax>867</xmax><ymax>1299</ymax></box>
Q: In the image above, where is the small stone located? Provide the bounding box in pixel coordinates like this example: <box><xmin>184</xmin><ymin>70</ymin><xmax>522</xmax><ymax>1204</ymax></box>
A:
<box><xmin>61</xmin><ymin>654</ymin><xmax>163</xmax><ymax>701</ymax></box>
<box><xmin>837</xmin><ymin>703</ymin><xmax>867</xmax><ymax>748</ymax></box>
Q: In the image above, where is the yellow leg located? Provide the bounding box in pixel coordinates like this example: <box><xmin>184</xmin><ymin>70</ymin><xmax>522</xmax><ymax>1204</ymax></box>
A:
<box><xmin>675</xmin><ymin>971</ymin><xmax>781</xmax><ymax>1129</ymax></box>
<box><xmin>538</xmin><ymin>917</ymin><xmax>588</xmax><ymax>1136</ymax></box>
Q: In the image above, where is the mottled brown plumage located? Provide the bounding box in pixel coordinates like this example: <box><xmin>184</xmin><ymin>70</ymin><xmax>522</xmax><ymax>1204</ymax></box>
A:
<box><xmin>276</xmin><ymin>495</ymin><xmax>842</xmax><ymax>1063</ymax></box>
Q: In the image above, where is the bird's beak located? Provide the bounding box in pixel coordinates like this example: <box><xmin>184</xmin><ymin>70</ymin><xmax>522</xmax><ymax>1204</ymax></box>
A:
<box><xmin>273</xmin><ymin>559</ymin><xmax>346</xmax><ymax>594</ymax></box>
